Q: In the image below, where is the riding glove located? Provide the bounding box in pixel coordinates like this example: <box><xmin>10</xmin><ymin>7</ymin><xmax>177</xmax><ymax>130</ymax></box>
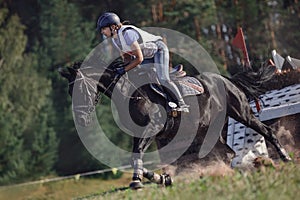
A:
<box><xmin>114</xmin><ymin>67</ymin><xmax>126</xmax><ymax>76</ymax></box>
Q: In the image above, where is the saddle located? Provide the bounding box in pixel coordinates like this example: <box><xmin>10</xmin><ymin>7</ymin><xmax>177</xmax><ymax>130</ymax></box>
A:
<box><xmin>135</xmin><ymin>64</ymin><xmax>204</xmax><ymax>115</ymax></box>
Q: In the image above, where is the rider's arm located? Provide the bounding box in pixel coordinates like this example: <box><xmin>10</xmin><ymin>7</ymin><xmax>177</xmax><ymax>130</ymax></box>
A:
<box><xmin>122</xmin><ymin>53</ymin><xmax>133</xmax><ymax>65</ymax></box>
<box><xmin>123</xmin><ymin>41</ymin><xmax>143</xmax><ymax>72</ymax></box>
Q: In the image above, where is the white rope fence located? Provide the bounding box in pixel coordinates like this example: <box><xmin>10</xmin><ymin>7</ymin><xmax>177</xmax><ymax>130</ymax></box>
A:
<box><xmin>0</xmin><ymin>161</ymin><xmax>154</xmax><ymax>189</ymax></box>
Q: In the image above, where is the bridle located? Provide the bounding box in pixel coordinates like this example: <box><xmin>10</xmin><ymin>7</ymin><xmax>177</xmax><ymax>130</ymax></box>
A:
<box><xmin>70</xmin><ymin>66</ymin><xmax>147</xmax><ymax>116</ymax></box>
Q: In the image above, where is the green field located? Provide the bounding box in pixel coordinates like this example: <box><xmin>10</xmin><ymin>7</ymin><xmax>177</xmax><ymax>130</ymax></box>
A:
<box><xmin>1</xmin><ymin>162</ymin><xmax>300</xmax><ymax>200</ymax></box>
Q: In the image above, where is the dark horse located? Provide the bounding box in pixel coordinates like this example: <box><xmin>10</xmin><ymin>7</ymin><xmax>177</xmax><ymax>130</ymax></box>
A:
<box><xmin>59</xmin><ymin>59</ymin><xmax>291</xmax><ymax>189</ymax></box>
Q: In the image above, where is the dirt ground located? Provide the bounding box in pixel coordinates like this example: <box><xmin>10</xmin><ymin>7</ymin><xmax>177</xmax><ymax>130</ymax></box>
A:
<box><xmin>266</xmin><ymin>114</ymin><xmax>300</xmax><ymax>161</ymax></box>
<box><xmin>263</xmin><ymin>68</ymin><xmax>300</xmax><ymax>161</ymax></box>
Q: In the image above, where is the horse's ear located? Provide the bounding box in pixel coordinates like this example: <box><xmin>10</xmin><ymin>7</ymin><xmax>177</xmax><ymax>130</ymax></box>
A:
<box><xmin>73</xmin><ymin>61</ymin><xmax>83</xmax><ymax>69</ymax></box>
<box><xmin>67</xmin><ymin>66</ymin><xmax>78</xmax><ymax>76</ymax></box>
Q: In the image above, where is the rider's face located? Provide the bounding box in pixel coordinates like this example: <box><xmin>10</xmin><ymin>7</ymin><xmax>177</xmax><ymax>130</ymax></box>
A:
<box><xmin>101</xmin><ymin>27</ymin><xmax>112</xmax><ymax>38</ymax></box>
<box><xmin>101</xmin><ymin>25</ymin><xmax>118</xmax><ymax>38</ymax></box>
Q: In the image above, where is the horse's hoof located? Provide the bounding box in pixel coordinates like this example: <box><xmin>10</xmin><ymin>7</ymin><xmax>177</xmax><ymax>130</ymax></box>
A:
<box><xmin>279</xmin><ymin>148</ymin><xmax>292</xmax><ymax>162</ymax></box>
<box><xmin>160</xmin><ymin>173</ymin><xmax>173</xmax><ymax>187</ymax></box>
<box><xmin>282</xmin><ymin>155</ymin><xmax>292</xmax><ymax>162</ymax></box>
<box><xmin>129</xmin><ymin>180</ymin><xmax>144</xmax><ymax>190</ymax></box>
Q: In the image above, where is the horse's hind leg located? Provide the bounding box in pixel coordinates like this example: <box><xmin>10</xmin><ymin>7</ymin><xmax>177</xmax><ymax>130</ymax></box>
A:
<box><xmin>229</xmin><ymin>102</ymin><xmax>292</xmax><ymax>162</ymax></box>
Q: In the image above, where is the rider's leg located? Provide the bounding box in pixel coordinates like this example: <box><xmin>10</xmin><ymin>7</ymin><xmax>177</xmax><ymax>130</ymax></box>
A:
<box><xmin>154</xmin><ymin>40</ymin><xmax>189</xmax><ymax>112</ymax></box>
<box><xmin>161</xmin><ymin>79</ymin><xmax>190</xmax><ymax>110</ymax></box>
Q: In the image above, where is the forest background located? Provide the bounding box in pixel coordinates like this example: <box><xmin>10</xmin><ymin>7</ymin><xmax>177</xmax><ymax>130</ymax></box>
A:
<box><xmin>0</xmin><ymin>0</ymin><xmax>299</xmax><ymax>185</ymax></box>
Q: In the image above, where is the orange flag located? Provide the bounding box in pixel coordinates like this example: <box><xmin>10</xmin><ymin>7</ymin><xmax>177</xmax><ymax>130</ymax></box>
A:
<box><xmin>232</xmin><ymin>27</ymin><xmax>250</xmax><ymax>67</ymax></box>
<box><xmin>233</xmin><ymin>27</ymin><xmax>261</xmax><ymax>112</ymax></box>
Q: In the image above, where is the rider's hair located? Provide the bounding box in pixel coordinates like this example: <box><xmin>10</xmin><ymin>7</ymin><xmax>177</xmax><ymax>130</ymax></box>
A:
<box><xmin>114</xmin><ymin>20</ymin><xmax>131</xmax><ymax>30</ymax></box>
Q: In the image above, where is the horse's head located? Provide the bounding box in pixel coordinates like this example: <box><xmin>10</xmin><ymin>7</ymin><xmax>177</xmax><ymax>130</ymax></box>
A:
<box><xmin>59</xmin><ymin>62</ymin><xmax>100</xmax><ymax>126</ymax></box>
<box><xmin>58</xmin><ymin>66</ymin><xmax>77</xmax><ymax>96</ymax></box>
<box><xmin>58</xmin><ymin>60</ymin><xmax>124</xmax><ymax>127</ymax></box>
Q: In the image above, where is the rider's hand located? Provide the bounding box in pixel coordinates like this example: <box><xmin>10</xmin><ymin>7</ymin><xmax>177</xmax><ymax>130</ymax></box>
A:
<box><xmin>114</xmin><ymin>66</ymin><xmax>126</xmax><ymax>76</ymax></box>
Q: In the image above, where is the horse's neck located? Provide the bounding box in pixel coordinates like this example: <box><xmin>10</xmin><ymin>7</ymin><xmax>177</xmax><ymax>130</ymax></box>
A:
<box><xmin>108</xmin><ymin>79</ymin><xmax>154</xmax><ymax>108</ymax></box>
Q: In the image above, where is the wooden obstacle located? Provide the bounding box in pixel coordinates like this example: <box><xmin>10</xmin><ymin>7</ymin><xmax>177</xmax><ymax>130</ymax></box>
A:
<box><xmin>227</xmin><ymin>83</ymin><xmax>300</xmax><ymax>167</ymax></box>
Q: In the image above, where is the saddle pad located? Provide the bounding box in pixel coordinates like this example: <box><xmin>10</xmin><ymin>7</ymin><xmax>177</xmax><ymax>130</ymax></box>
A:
<box><xmin>177</xmin><ymin>76</ymin><xmax>204</xmax><ymax>97</ymax></box>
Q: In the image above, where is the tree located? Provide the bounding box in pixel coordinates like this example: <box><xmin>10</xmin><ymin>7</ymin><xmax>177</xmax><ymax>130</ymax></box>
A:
<box><xmin>35</xmin><ymin>0</ymin><xmax>107</xmax><ymax>175</ymax></box>
<box><xmin>276</xmin><ymin>0</ymin><xmax>300</xmax><ymax>58</ymax></box>
<box><xmin>0</xmin><ymin>7</ymin><xmax>58</xmax><ymax>184</ymax></box>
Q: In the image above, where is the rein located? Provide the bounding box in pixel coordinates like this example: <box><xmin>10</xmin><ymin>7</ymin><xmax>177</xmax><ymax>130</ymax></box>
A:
<box><xmin>94</xmin><ymin>68</ymin><xmax>149</xmax><ymax>107</ymax></box>
<box><xmin>96</xmin><ymin>75</ymin><xmax>146</xmax><ymax>105</ymax></box>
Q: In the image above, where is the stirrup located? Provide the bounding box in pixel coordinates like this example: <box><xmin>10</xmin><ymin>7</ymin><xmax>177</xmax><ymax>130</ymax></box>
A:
<box><xmin>177</xmin><ymin>103</ymin><xmax>190</xmax><ymax>113</ymax></box>
<box><xmin>176</xmin><ymin>105</ymin><xmax>190</xmax><ymax>113</ymax></box>
<box><xmin>168</xmin><ymin>102</ymin><xmax>189</xmax><ymax>114</ymax></box>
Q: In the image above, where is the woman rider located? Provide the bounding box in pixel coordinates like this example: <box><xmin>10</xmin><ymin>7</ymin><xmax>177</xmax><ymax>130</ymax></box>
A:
<box><xmin>97</xmin><ymin>12</ymin><xmax>189</xmax><ymax>112</ymax></box>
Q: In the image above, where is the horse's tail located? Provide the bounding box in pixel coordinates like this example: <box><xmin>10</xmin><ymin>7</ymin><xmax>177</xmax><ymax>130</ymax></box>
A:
<box><xmin>230</xmin><ymin>64</ymin><xmax>276</xmax><ymax>100</ymax></box>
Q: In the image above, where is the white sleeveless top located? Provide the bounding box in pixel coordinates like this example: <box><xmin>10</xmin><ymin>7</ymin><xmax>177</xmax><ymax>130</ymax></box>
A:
<box><xmin>112</xmin><ymin>25</ymin><xmax>162</xmax><ymax>58</ymax></box>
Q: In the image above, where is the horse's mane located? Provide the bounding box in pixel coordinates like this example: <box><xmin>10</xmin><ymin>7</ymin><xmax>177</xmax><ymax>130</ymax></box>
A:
<box><xmin>66</xmin><ymin>58</ymin><xmax>125</xmax><ymax>78</ymax></box>
<box><xmin>230</xmin><ymin>63</ymin><xmax>276</xmax><ymax>100</ymax></box>
<box><xmin>263</xmin><ymin>68</ymin><xmax>300</xmax><ymax>89</ymax></box>
<box><xmin>230</xmin><ymin>62</ymin><xmax>300</xmax><ymax>100</ymax></box>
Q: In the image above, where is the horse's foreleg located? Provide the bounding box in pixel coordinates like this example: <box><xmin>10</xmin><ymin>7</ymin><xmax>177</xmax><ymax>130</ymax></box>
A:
<box><xmin>130</xmin><ymin>136</ymin><xmax>156</xmax><ymax>189</ymax></box>
<box><xmin>143</xmin><ymin>168</ymin><xmax>173</xmax><ymax>186</ymax></box>
<box><xmin>130</xmin><ymin>160</ymin><xmax>173</xmax><ymax>189</ymax></box>
<box><xmin>129</xmin><ymin>157</ymin><xmax>144</xmax><ymax>189</ymax></box>
<box><xmin>130</xmin><ymin>103</ymin><xmax>166</xmax><ymax>189</ymax></box>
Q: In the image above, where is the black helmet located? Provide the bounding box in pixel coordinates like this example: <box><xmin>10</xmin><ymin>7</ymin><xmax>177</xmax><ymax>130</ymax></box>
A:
<box><xmin>96</xmin><ymin>12</ymin><xmax>121</xmax><ymax>31</ymax></box>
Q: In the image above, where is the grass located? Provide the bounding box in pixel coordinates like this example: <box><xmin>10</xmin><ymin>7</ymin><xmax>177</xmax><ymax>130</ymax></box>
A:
<box><xmin>83</xmin><ymin>162</ymin><xmax>300</xmax><ymax>200</ymax></box>
<box><xmin>0</xmin><ymin>173</ymin><xmax>133</xmax><ymax>200</ymax></box>
<box><xmin>1</xmin><ymin>163</ymin><xmax>300</xmax><ymax>200</ymax></box>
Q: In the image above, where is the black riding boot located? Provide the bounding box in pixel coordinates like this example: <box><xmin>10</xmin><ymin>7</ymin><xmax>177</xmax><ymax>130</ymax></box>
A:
<box><xmin>162</xmin><ymin>80</ymin><xmax>189</xmax><ymax>113</ymax></box>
